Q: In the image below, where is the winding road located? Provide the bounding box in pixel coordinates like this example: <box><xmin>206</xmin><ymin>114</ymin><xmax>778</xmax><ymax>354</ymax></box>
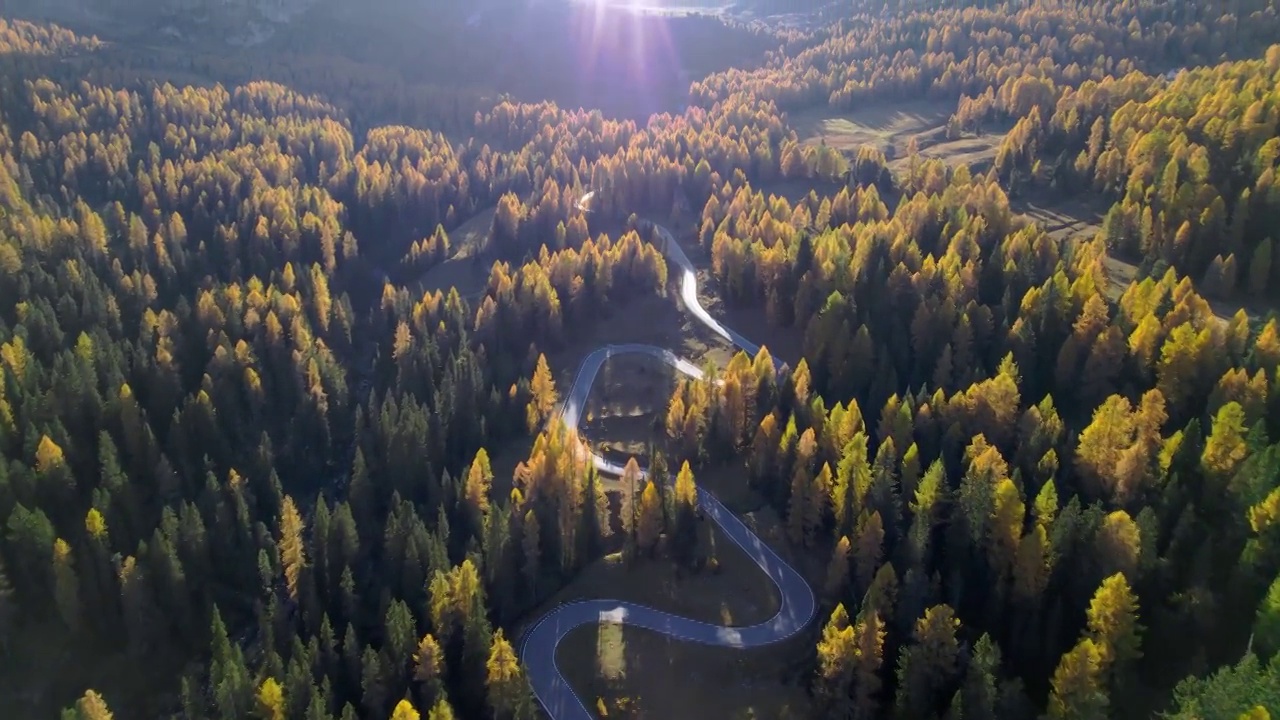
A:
<box><xmin>518</xmin><ymin>195</ymin><xmax>816</xmax><ymax>720</ymax></box>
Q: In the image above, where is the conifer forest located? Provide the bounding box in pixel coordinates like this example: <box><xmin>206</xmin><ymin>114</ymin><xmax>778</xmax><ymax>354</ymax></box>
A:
<box><xmin>3</xmin><ymin>0</ymin><xmax>1280</xmax><ymax>718</ymax></box>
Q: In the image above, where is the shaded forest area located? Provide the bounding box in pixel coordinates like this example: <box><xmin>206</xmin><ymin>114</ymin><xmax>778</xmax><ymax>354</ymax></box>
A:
<box><xmin>3</xmin><ymin>1</ymin><xmax>1280</xmax><ymax>720</ymax></box>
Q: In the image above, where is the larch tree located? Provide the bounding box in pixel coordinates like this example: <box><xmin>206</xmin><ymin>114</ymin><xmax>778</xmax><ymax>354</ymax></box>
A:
<box><xmin>465</xmin><ymin>448</ymin><xmax>494</xmax><ymax>520</ymax></box>
<box><xmin>814</xmin><ymin>604</ymin><xmax>856</xmax><ymax>718</ymax></box>
<box><xmin>1086</xmin><ymin>573</ymin><xmax>1144</xmax><ymax>685</ymax></box>
<box><xmin>851</xmin><ymin>610</ymin><xmax>887</xmax><ymax>720</ymax></box>
<box><xmin>1202</xmin><ymin>401</ymin><xmax>1249</xmax><ymax>485</ymax></box>
<box><xmin>389</xmin><ymin>700</ymin><xmax>420</xmax><ymax>720</ymax></box>
<box><xmin>1047</xmin><ymin>639</ymin><xmax>1109</xmax><ymax>720</ymax></box>
<box><xmin>415</xmin><ymin>633</ymin><xmax>445</xmax><ymax>708</ymax></box>
<box><xmin>426</xmin><ymin>698</ymin><xmax>455</xmax><ymax>720</ymax></box>
<box><xmin>528</xmin><ymin>354</ymin><xmax>557</xmax><ymax>433</ymax></box>
<box><xmin>255</xmin><ymin>678</ymin><xmax>287</xmax><ymax>720</ymax></box>
<box><xmin>68</xmin><ymin>690</ymin><xmax>114</xmax><ymax>720</ymax></box>
<box><xmin>853</xmin><ymin>512</ymin><xmax>885</xmax><ymax>598</ymax></box>
<box><xmin>894</xmin><ymin>604</ymin><xmax>962</xmax><ymax>720</ymax></box>
<box><xmin>279</xmin><ymin>495</ymin><xmax>307</xmax><ymax>603</ymax></box>
<box><xmin>825</xmin><ymin>535</ymin><xmax>852</xmax><ymax>600</ymax></box>
<box><xmin>673</xmin><ymin>461</ymin><xmax>699</xmax><ymax>565</ymax></box>
<box><xmin>1094</xmin><ymin>511</ymin><xmax>1141</xmax><ymax>583</ymax></box>
<box><xmin>636</xmin><ymin>481</ymin><xmax>664</xmax><ymax>556</ymax></box>
<box><xmin>52</xmin><ymin>538</ymin><xmax>81</xmax><ymax>632</ymax></box>
<box><xmin>620</xmin><ymin>457</ymin><xmax>642</xmax><ymax>555</ymax></box>
<box><xmin>485</xmin><ymin>629</ymin><xmax>530</xmax><ymax>720</ymax></box>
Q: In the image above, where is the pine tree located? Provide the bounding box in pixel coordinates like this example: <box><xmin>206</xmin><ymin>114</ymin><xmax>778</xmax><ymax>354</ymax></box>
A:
<box><xmin>210</xmin><ymin>606</ymin><xmax>252</xmax><ymax>719</ymax></box>
<box><xmin>521</xmin><ymin>509</ymin><xmax>540</xmax><ymax>595</ymax></box>
<box><xmin>0</xmin><ymin>555</ymin><xmax>14</xmax><ymax>651</ymax></box>
<box><xmin>415</xmin><ymin>633</ymin><xmax>445</xmax><ymax>708</ymax></box>
<box><xmin>960</xmin><ymin>634</ymin><xmax>1002</xmax><ymax>720</ymax></box>
<box><xmin>1254</xmin><ymin>573</ymin><xmax>1280</xmax><ymax>659</ymax></box>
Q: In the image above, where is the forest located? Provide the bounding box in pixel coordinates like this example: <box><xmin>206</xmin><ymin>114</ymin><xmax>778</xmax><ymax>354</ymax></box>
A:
<box><xmin>2</xmin><ymin>0</ymin><xmax>1280</xmax><ymax>719</ymax></box>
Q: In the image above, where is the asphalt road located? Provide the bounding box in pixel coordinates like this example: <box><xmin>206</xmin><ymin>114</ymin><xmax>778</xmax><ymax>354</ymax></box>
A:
<box><xmin>518</xmin><ymin>206</ymin><xmax>816</xmax><ymax>720</ymax></box>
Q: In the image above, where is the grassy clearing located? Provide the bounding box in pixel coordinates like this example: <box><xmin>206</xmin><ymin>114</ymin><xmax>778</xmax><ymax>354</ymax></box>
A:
<box><xmin>579</xmin><ymin>352</ymin><xmax>679</xmax><ymax>463</ymax></box>
<box><xmin>787</xmin><ymin>100</ymin><xmax>1004</xmax><ymax>178</ymax></box>
<box><xmin>412</xmin><ymin>206</ymin><xmax>498</xmax><ymax>299</ymax></box>
<box><xmin>787</xmin><ymin>100</ymin><xmax>953</xmax><ymax>154</ymax></box>
<box><xmin>557</xmin><ymin>611</ymin><xmax>812</xmax><ymax>720</ymax></box>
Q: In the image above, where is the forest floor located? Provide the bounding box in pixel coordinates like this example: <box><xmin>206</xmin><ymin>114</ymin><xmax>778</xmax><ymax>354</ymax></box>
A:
<box><xmin>412</xmin><ymin>205</ymin><xmax>498</xmax><ymax>299</ymax></box>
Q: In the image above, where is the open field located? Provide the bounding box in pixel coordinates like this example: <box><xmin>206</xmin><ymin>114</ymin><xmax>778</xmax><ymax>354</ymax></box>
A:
<box><xmin>787</xmin><ymin>100</ymin><xmax>952</xmax><ymax>154</ymax></box>
<box><xmin>786</xmin><ymin>99</ymin><xmax>1004</xmax><ymax>175</ymax></box>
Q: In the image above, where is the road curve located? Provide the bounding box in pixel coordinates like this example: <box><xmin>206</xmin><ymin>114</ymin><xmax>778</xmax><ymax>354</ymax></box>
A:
<box><xmin>518</xmin><ymin>200</ymin><xmax>816</xmax><ymax>720</ymax></box>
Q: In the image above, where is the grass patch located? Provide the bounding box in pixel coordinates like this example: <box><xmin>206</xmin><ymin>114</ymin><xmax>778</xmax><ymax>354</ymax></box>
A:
<box><xmin>557</xmin><ymin>619</ymin><xmax>812</xmax><ymax>720</ymax></box>
<box><xmin>786</xmin><ymin>99</ymin><xmax>1005</xmax><ymax>179</ymax></box>
<box><xmin>412</xmin><ymin>205</ymin><xmax>498</xmax><ymax>299</ymax></box>
<box><xmin>787</xmin><ymin>100</ymin><xmax>952</xmax><ymax>153</ymax></box>
<box><xmin>596</xmin><ymin>618</ymin><xmax>627</xmax><ymax>682</ymax></box>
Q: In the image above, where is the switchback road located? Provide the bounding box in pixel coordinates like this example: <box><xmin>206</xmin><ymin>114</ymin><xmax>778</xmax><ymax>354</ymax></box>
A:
<box><xmin>518</xmin><ymin>199</ymin><xmax>815</xmax><ymax>720</ymax></box>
